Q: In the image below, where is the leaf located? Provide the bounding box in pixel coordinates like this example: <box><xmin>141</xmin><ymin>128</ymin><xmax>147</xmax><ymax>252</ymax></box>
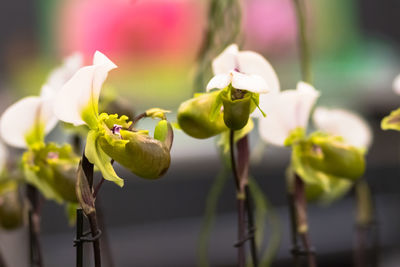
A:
<box><xmin>76</xmin><ymin>160</ymin><xmax>95</xmax><ymax>215</ymax></box>
<box><xmin>85</xmin><ymin>130</ymin><xmax>124</xmax><ymax>187</ymax></box>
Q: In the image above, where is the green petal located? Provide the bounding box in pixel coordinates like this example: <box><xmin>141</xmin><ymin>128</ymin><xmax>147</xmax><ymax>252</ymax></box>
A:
<box><xmin>381</xmin><ymin>108</ymin><xmax>400</xmax><ymax>131</ymax></box>
<box><xmin>85</xmin><ymin>130</ymin><xmax>124</xmax><ymax>187</ymax></box>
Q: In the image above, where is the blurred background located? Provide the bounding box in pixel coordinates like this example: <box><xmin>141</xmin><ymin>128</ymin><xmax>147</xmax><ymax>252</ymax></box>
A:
<box><xmin>1</xmin><ymin>0</ymin><xmax>400</xmax><ymax>266</ymax></box>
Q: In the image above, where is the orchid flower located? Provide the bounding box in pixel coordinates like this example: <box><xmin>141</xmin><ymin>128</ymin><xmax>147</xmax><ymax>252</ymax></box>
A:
<box><xmin>53</xmin><ymin>51</ymin><xmax>173</xmax><ymax>187</ymax></box>
<box><xmin>178</xmin><ymin>43</ymin><xmax>280</xmax><ymax>138</ymax></box>
<box><xmin>0</xmin><ymin>53</ymin><xmax>82</xmax><ymax>205</ymax></box>
<box><xmin>257</xmin><ymin>82</ymin><xmax>367</xmax><ymax>202</ymax></box>
<box><xmin>381</xmin><ymin>73</ymin><xmax>400</xmax><ymax>131</ymax></box>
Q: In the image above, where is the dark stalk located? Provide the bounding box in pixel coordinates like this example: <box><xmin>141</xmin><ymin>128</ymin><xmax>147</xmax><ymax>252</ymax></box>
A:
<box><xmin>229</xmin><ymin>130</ymin><xmax>245</xmax><ymax>267</ymax></box>
<box><xmin>237</xmin><ymin>136</ymin><xmax>258</xmax><ymax>266</ymax></box>
<box><xmin>294</xmin><ymin>175</ymin><xmax>317</xmax><ymax>267</ymax></box>
<box><xmin>87</xmin><ymin>212</ymin><xmax>101</xmax><ymax>267</ymax></box>
<box><xmin>287</xmin><ymin>192</ymin><xmax>301</xmax><ymax>267</ymax></box>
<box><xmin>76</xmin><ymin>209</ymin><xmax>83</xmax><ymax>267</ymax></box>
<box><xmin>27</xmin><ymin>185</ymin><xmax>43</xmax><ymax>267</ymax></box>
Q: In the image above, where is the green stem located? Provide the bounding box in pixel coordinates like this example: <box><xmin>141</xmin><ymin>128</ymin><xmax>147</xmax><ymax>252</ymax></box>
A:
<box><xmin>293</xmin><ymin>0</ymin><xmax>312</xmax><ymax>84</ymax></box>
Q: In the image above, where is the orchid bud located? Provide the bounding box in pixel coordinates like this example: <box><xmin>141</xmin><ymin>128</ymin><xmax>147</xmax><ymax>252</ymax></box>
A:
<box><xmin>22</xmin><ymin>143</ymin><xmax>79</xmax><ymax>203</ymax></box>
<box><xmin>0</xmin><ymin>188</ymin><xmax>24</xmax><ymax>229</ymax></box>
<box><xmin>177</xmin><ymin>91</ymin><xmax>228</xmax><ymax>139</ymax></box>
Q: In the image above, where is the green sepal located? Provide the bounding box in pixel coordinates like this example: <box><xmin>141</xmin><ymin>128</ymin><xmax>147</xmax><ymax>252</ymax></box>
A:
<box><xmin>85</xmin><ymin>129</ymin><xmax>124</xmax><ymax>187</ymax></box>
<box><xmin>177</xmin><ymin>91</ymin><xmax>228</xmax><ymax>139</ymax></box>
<box><xmin>154</xmin><ymin>120</ymin><xmax>174</xmax><ymax>150</ymax></box>
<box><xmin>305</xmin><ymin>176</ymin><xmax>352</xmax><ymax>204</ymax></box>
<box><xmin>381</xmin><ymin>108</ymin><xmax>400</xmax><ymax>131</ymax></box>
<box><xmin>218</xmin><ymin>119</ymin><xmax>254</xmax><ymax>154</ymax></box>
<box><xmin>22</xmin><ymin>142</ymin><xmax>80</xmax><ymax>204</ymax></box>
<box><xmin>251</xmin><ymin>93</ymin><xmax>266</xmax><ymax>117</ymax></box>
<box><xmin>220</xmin><ymin>90</ymin><xmax>251</xmax><ymax>130</ymax></box>
<box><xmin>0</xmin><ymin>188</ymin><xmax>24</xmax><ymax>230</ymax></box>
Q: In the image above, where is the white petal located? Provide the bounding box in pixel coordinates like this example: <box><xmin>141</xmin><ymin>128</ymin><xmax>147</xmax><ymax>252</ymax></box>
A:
<box><xmin>258</xmin><ymin>112</ymin><xmax>289</xmax><ymax>147</ymax></box>
<box><xmin>313</xmin><ymin>107</ymin><xmax>372</xmax><ymax>149</ymax></box>
<box><xmin>54</xmin><ymin>51</ymin><xmax>117</xmax><ymax>127</ymax></box>
<box><xmin>231</xmin><ymin>71</ymin><xmax>269</xmax><ymax>93</ymax></box>
<box><xmin>393</xmin><ymin>74</ymin><xmax>400</xmax><ymax>95</ymax></box>
<box><xmin>294</xmin><ymin>81</ymin><xmax>320</xmax><ymax>128</ymax></box>
<box><xmin>257</xmin><ymin>82</ymin><xmax>319</xmax><ymax>146</ymax></box>
<box><xmin>0</xmin><ymin>96</ymin><xmax>54</xmax><ymax>148</ymax></box>
<box><xmin>212</xmin><ymin>44</ymin><xmax>239</xmax><ymax>75</ymax></box>
<box><xmin>236</xmin><ymin>51</ymin><xmax>280</xmax><ymax>93</ymax></box>
<box><xmin>42</xmin><ymin>52</ymin><xmax>83</xmax><ymax>96</ymax></box>
<box><xmin>93</xmin><ymin>51</ymin><xmax>118</xmax><ymax>70</ymax></box>
<box><xmin>53</xmin><ymin>66</ymin><xmax>96</xmax><ymax>126</ymax></box>
<box><xmin>206</xmin><ymin>73</ymin><xmax>231</xmax><ymax>91</ymax></box>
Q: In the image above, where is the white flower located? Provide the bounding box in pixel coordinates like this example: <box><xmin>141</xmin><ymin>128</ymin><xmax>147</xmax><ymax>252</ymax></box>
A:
<box><xmin>206</xmin><ymin>44</ymin><xmax>280</xmax><ymax>95</ymax></box>
<box><xmin>0</xmin><ymin>53</ymin><xmax>82</xmax><ymax>148</ymax></box>
<box><xmin>313</xmin><ymin>107</ymin><xmax>372</xmax><ymax>149</ymax></box>
<box><xmin>53</xmin><ymin>51</ymin><xmax>117</xmax><ymax>128</ymax></box>
<box><xmin>258</xmin><ymin>82</ymin><xmax>320</xmax><ymax>146</ymax></box>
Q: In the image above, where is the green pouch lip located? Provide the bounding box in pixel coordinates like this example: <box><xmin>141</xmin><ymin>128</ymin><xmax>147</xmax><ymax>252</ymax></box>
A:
<box><xmin>220</xmin><ymin>90</ymin><xmax>252</xmax><ymax>130</ymax></box>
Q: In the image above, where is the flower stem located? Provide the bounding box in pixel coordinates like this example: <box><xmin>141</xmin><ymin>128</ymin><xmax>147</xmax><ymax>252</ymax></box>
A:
<box><xmin>76</xmin><ymin>209</ymin><xmax>84</xmax><ymax>267</ymax></box>
<box><xmin>229</xmin><ymin>131</ymin><xmax>259</xmax><ymax>266</ymax></box>
<box><xmin>87</xmin><ymin>212</ymin><xmax>101</xmax><ymax>267</ymax></box>
<box><xmin>292</xmin><ymin>0</ymin><xmax>312</xmax><ymax>84</ymax></box>
<box><xmin>354</xmin><ymin>181</ymin><xmax>379</xmax><ymax>267</ymax></box>
<box><xmin>237</xmin><ymin>136</ymin><xmax>259</xmax><ymax>267</ymax></box>
<box><xmin>229</xmin><ymin>130</ymin><xmax>245</xmax><ymax>267</ymax></box>
<box><xmin>293</xmin><ymin>175</ymin><xmax>317</xmax><ymax>267</ymax></box>
<box><xmin>27</xmin><ymin>185</ymin><xmax>43</xmax><ymax>267</ymax></box>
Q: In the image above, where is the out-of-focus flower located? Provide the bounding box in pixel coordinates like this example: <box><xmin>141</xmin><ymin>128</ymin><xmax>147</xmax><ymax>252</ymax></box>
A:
<box><xmin>257</xmin><ymin>82</ymin><xmax>370</xmax><ymax>203</ymax></box>
<box><xmin>0</xmin><ymin>53</ymin><xmax>82</xmax><ymax>148</ymax></box>
<box><xmin>0</xmin><ymin>54</ymin><xmax>82</xmax><ymax>205</ymax></box>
